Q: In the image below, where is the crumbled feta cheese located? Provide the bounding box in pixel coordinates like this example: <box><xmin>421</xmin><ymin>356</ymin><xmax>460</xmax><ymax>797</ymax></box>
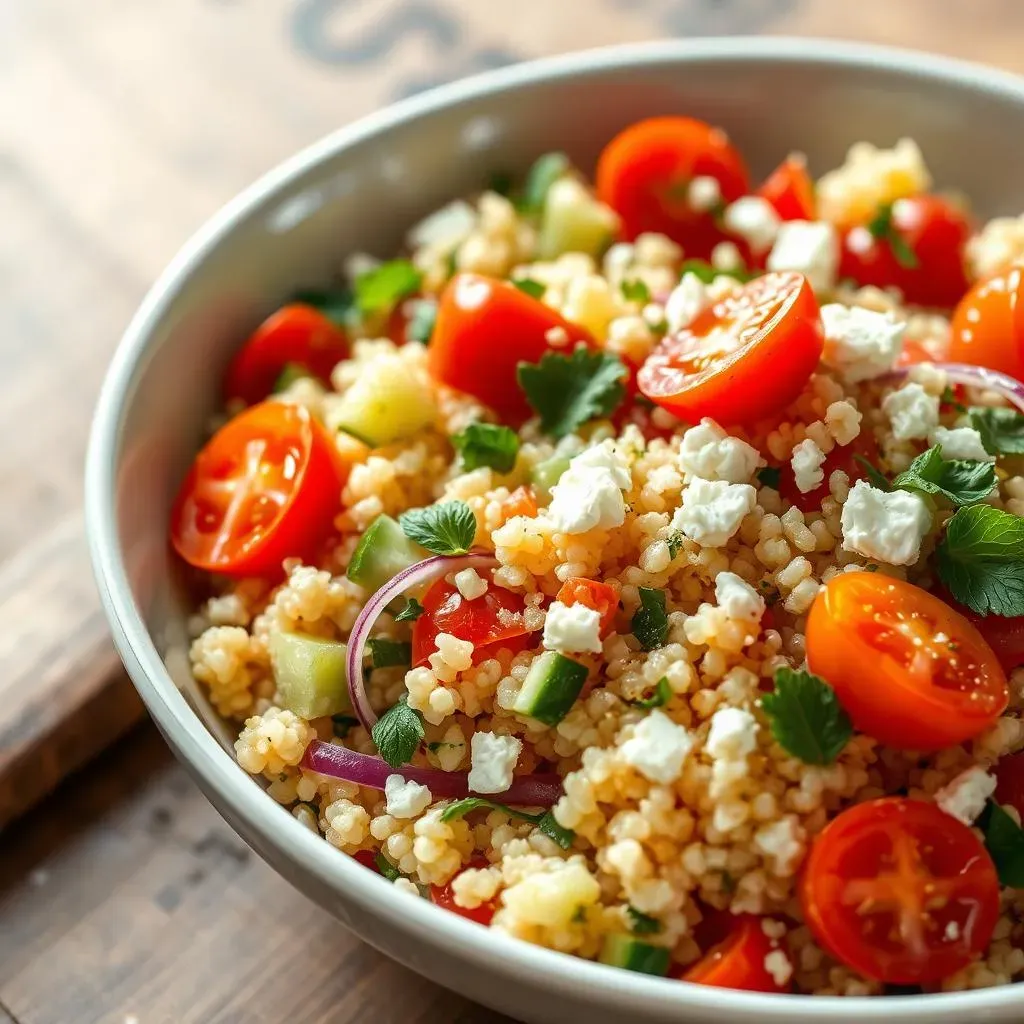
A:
<box><xmin>821</xmin><ymin>304</ymin><xmax>906</xmax><ymax>383</ymax></box>
<box><xmin>935</xmin><ymin>767</ymin><xmax>997</xmax><ymax>825</ymax></box>
<box><xmin>711</xmin><ymin>240</ymin><xmax>744</xmax><ymax>272</ymax></box>
<box><xmin>766</xmin><ymin>221</ymin><xmax>840</xmax><ymax>292</ymax></box>
<box><xmin>882</xmin><ymin>382</ymin><xmax>941</xmax><ymax>441</ymax></box>
<box><xmin>707</xmin><ymin>707</ymin><xmax>759</xmax><ymax>759</ymax></box>
<box><xmin>754</xmin><ymin>817</ymin><xmax>806</xmax><ymax>876</ymax></box>
<box><xmin>672</xmin><ymin>479</ymin><xmax>757</xmax><ymax>548</ymax></box>
<box><xmin>790</xmin><ymin>438</ymin><xmax>827</xmax><ymax>494</ymax></box>
<box><xmin>453</xmin><ymin>567</ymin><xmax>488</xmax><ymax>601</ymax></box>
<box><xmin>619</xmin><ymin>710</ymin><xmax>694</xmax><ymax>784</ymax></box>
<box><xmin>723</xmin><ymin>196</ymin><xmax>781</xmax><ymax>254</ymax></box>
<box><xmin>678</xmin><ymin>418</ymin><xmax>763</xmax><ymax>484</ymax></box>
<box><xmin>714</xmin><ymin>571</ymin><xmax>766</xmax><ymax>624</ymax></box>
<box><xmin>840</xmin><ymin>480</ymin><xmax>932</xmax><ymax>566</ymax></box>
<box><xmin>548</xmin><ymin>442</ymin><xmax>631</xmax><ymax>534</ymax></box>
<box><xmin>664</xmin><ymin>273</ymin><xmax>709</xmax><ymax>333</ymax></box>
<box><xmin>467</xmin><ymin>732</ymin><xmax>522</xmax><ymax>794</ymax></box>
<box><xmin>384</xmin><ymin>774</ymin><xmax>432</xmax><ymax>819</ymax></box>
<box><xmin>687</xmin><ymin>175</ymin><xmax>723</xmax><ymax>213</ymax></box>
<box><xmin>763</xmin><ymin>949</ymin><xmax>794</xmax><ymax>987</ymax></box>
<box><xmin>543</xmin><ymin>600</ymin><xmax>603</xmax><ymax>655</ymax></box>
<box><xmin>407</xmin><ymin>199</ymin><xmax>476</xmax><ymax>251</ymax></box>
<box><xmin>931</xmin><ymin>426</ymin><xmax>995</xmax><ymax>463</ymax></box>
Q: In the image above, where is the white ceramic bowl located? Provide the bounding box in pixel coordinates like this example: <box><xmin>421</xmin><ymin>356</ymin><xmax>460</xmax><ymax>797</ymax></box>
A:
<box><xmin>87</xmin><ymin>38</ymin><xmax>1024</xmax><ymax>1024</ymax></box>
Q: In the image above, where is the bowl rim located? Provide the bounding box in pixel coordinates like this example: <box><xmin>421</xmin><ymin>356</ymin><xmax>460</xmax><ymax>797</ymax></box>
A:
<box><xmin>86</xmin><ymin>36</ymin><xmax>1024</xmax><ymax>1020</ymax></box>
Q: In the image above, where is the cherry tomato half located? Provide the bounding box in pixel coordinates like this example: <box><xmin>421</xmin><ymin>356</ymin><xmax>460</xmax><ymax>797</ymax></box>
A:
<box><xmin>949</xmin><ymin>264</ymin><xmax>1024</xmax><ymax>378</ymax></box>
<box><xmin>806</xmin><ymin>573</ymin><xmax>1008</xmax><ymax>750</ymax></box>
<box><xmin>412</xmin><ymin>577</ymin><xmax>536</xmax><ymax>668</ymax></box>
<box><xmin>777</xmin><ymin>428</ymin><xmax>880</xmax><ymax>514</ymax></box>
<box><xmin>637</xmin><ymin>272</ymin><xmax>824</xmax><ymax>426</ymax></box>
<box><xmin>170</xmin><ymin>402</ymin><xmax>347</xmax><ymax>578</ymax></box>
<box><xmin>680</xmin><ymin>913</ymin><xmax>789</xmax><ymax>993</ymax></box>
<box><xmin>430</xmin><ymin>857</ymin><xmax>497</xmax><ymax>925</ymax></box>
<box><xmin>555</xmin><ymin>577</ymin><xmax>619</xmax><ymax>637</ymax></box>
<box><xmin>426</xmin><ymin>274</ymin><xmax>593</xmax><ymax>422</ymax></box>
<box><xmin>224</xmin><ymin>304</ymin><xmax>349</xmax><ymax>405</ymax></box>
<box><xmin>756</xmin><ymin>155</ymin><xmax>816</xmax><ymax>222</ymax></box>
<box><xmin>995</xmin><ymin>753</ymin><xmax>1024</xmax><ymax>820</ymax></box>
<box><xmin>800</xmin><ymin>798</ymin><xmax>1000</xmax><ymax>985</ymax></box>
<box><xmin>596</xmin><ymin>116</ymin><xmax>749</xmax><ymax>258</ymax></box>
<box><xmin>934</xmin><ymin>586</ymin><xmax>1024</xmax><ymax>676</ymax></box>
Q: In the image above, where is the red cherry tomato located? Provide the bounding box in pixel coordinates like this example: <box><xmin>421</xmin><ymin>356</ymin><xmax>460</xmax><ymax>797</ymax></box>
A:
<box><xmin>680</xmin><ymin>913</ymin><xmax>788</xmax><ymax>992</ymax></box>
<box><xmin>777</xmin><ymin>428</ymin><xmax>880</xmax><ymax>513</ymax></box>
<box><xmin>555</xmin><ymin>577</ymin><xmax>619</xmax><ymax>637</ymax></box>
<box><xmin>170</xmin><ymin>402</ymin><xmax>347</xmax><ymax>578</ymax></box>
<box><xmin>596</xmin><ymin>116</ymin><xmax>749</xmax><ymax>258</ymax></box>
<box><xmin>756</xmin><ymin>155</ymin><xmax>816</xmax><ymax>222</ymax></box>
<box><xmin>800</xmin><ymin>798</ymin><xmax>1000</xmax><ymax>984</ymax></box>
<box><xmin>224</xmin><ymin>304</ymin><xmax>349</xmax><ymax>405</ymax></box>
<box><xmin>638</xmin><ymin>272</ymin><xmax>824</xmax><ymax>426</ymax></box>
<box><xmin>839</xmin><ymin>195</ymin><xmax>972</xmax><ymax>309</ymax></box>
<box><xmin>352</xmin><ymin>850</ymin><xmax>381</xmax><ymax>873</ymax></box>
<box><xmin>949</xmin><ymin>264</ymin><xmax>1024</xmax><ymax>378</ymax></box>
<box><xmin>412</xmin><ymin>577</ymin><xmax>536</xmax><ymax>668</ymax></box>
<box><xmin>426</xmin><ymin>274</ymin><xmax>593</xmax><ymax>422</ymax></box>
<box><xmin>934</xmin><ymin>588</ymin><xmax>1024</xmax><ymax>676</ymax></box>
<box><xmin>995</xmin><ymin>753</ymin><xmax>1024</xmax><ymax>820</ymax></box>
<box><xmin>431</xmin><ymin>858</ymin><xmax>497</xmax><ymax>925</ymax></box>
<box><xmin>806</xmin><ymin>573</ymin><xmax>1008</xmax><ymax>750</ymax></box>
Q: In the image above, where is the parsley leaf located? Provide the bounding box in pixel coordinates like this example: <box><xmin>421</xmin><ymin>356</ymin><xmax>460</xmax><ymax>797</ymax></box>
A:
<box><xmin>853</xmin><ymin>454</ymin><xmax>892</xmax><ymax>491</ymax></box>
<box><xmin>971</xmin><ymin>406</ymin><xmax>1024</xmax><ymax>456</ymax></box>
<box><xmin>666</xmin><ymin>530</ymin><xmax>684</xmax><ymax>559</ymax></box>
<box><xmin>272</xmin><ymin>362</ymin><xmax>310</xmax><ymax>393</ymax></box>
<box><xmin>511</xmin><ymin>277</ymin><xmax>546</xmax><ymax>300</ymax></box>
<box><xmin>371</xmin><ymin>696</ymin><xmax>425</xmax><ymax>768</ymax></box>
<box><xmin>627</xmin><ymin>907</ymin><xmax>661</xmax><ymax>935</ymax></box>
<box><xmin>440</xmin><ymin>798</ymin><xmax>575</xmax><ymax>849</ymax></box>
<box><xmin>979</xmin><ymin>801</ymin><xmax>1024</xmax><ymax>887</ymax></box>
<box><xmin>621</xmin><ymin>279</ymin><xmax>651</xmax><ymax>304</ymax></box>
<box><xmin>756</xmin><ymin>466</ymin><xmax>781</xmax><ymax>490</ymax></box>
<box><xmin>331</xmin><ymin>714</ymin><xmax>360</xmax><ymax>738</ymax></box>
<box><xmin>632</xmin><ymin>588</ymin><xmax>668</xmax><ymax>651</ymax></box>
<box><xmin>892</xmin><ymin>445</ymin><xmax>996</xmax><ymax>507</ymax></box>
<box><xmin>679</xmin><ymin>258</ymin><xmax>754</xmax><ymax>284</ymax></box>
<box><xmin>517</xmin><ymin>349</ymin><xmax>628</xmax><ymax>439</ymax></box>
<box><xmin>292</xmin><ymin>286</ymin><xmax>357</xmax><ymax>328</ymax></box>
<box><xmin>406</xmin><ymin>299</ymin><xmax>437</xmax><ymax>345</ymax></box>
<box><xmin>935</xmin><ymin>504</ymin><xmax>1024</xmax><ymax>616</ymax></box>
<box><xmin>867</xmin><ymin>202</ymin><xmax>919</xmax><ymax>270</ymax></box>
<box><xmin>354</xmin><ymin>259</ymin><xmax>422</xmax><ymax>315</ymax></box>
<box><xmin>399</xmin><ymin>501</ymin><xmax>477</xmax><ymax>556</ymax></box>
<box><xmin>394</xmin><ymin>597</ymin><xmax>425</xmax><ymax>623</ymax></box>
<box><xmin>367</xmin><ymin>638</ymin><xmax>412</xmax><ymax>669</ymax></box>
<box><xmin>374</xmin><ymin>852</ymin><xmax>403</xmax><ymax>882</ymax></box>
<box><xmin>451</xmin><ymin>423</ymin><xmax>520</xmax><ymax>473</ymax></box>
<box><xmin>519</xmin><ymin>151</ymin><xmax>569</xmax><ymax>215</ymax></box>
<box><xmin>624</xmin><ymin>677</ymin><xmax>672</xmax><ymax>709</ymax></box>
<box><xmin>761</xmin><ymin>667</ymin><xmax>853</xmax><ymax>766</ymax></box>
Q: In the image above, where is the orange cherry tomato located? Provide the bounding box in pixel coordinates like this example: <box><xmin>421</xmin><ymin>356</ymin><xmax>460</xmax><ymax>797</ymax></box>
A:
<box><xmin>806</xmin><ymin>573</ymin><xmax>1008</xmax><ymax>750</ymax></box>
<box><xmin>170</xmin><ymin>402</ymin><xmax>347</xmax><ymax>578</ymax></box>
<box><xmin>756</xmin><ymin>155</ymin><xmax>816</xmax><ymax>222</ymax></box>
<box><xmin>680</xmin><ymin>913</ymin><xmax>788</xmax><ymax>993</ymax></box>
<box><xmin>431</xmin><ymin>858</ymin><xmax>497</xmax><ymax>925</ymax></box>
<box><xmin>426</xmin><ymin>274</ymin><xmax>592</xmax><ymax>422</ymax></box>
<box><xmin>224</xmin><ymin>304</ymin><xmax>349</xmax><ymax>405</ymax></box>
<box><xmin>777</xmin><ymin>428</ymin><xmax>880</xmax><ymax>514</ymax></box>
<box><xmin>995</xmin><ymin>753</ymin><xmax>1024</xmax><ymax>820</ymax></box>
<box><xmin>596</xmin><ymin>116</ymin><xmax>749</xmax><ymax>258</ymax></box>
<box><xmin>498</xmin><ymin>485</ymin><xmax>539</xmax><ymax>524</ymax></box>
<box><xmin>800</xmin><ymin>798</ymin><xmax>1000</xmax><ymax>985</ymax></box>
<box><xmin>838</xmin><ymin>195</ymin><xmax>972</xmax><ymax>309</ymax></box>
<box><xmin>412</xmin><ymin>577</ymin><xmax>536</xmax><ymax>668</ymax></box>
<box><xmin>949</xmin><ymin>264</ymin><xmax>1024</xmax><ymax>378</ymax></box>
<box><xmin>638</xmin><ymin>272</ymin><xmax>824</xmax><ymax>426</ymax></box>
<box><xmin>555</xmin><ymin>577</ymin><xmax>619</xmax><ymax>637</ymax></box>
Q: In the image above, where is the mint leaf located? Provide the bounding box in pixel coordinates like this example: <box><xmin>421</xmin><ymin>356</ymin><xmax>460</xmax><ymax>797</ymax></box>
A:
<box><xmin>853</xmin><ymin>454</ymin><xmax>892</xmax><ymax>491</ymax></box>
<box><xmin>892</xmin><ymin>445</ymin><xmax>996</xmax><ymax>507</ymax></box>
<box><xmin>627</xmin><ymin>907</ymin><xmax>661</xmax><ymax>935</ymax></box>
<box><xmin>272</xmin><ymin>362</ymin><xmax>310</xmax><ymax>393</ymax></box>
<box><xmin>867</xmin><ymin>202</ymin><xmax>919</xmax><ymax>270</ymax></box>
<box><xmin>519</xmin><ymin>151</ymin><xmax>569</xmax><ymax>215</ymax></box>
<box><xmin>395</xmin><ymin>597</ymin><xmax>425</xmax><ymax>623</ymax></box>
<box><xmin>756</xmin><ymin>466</ymin><xmax>781</xmax><ymax>490</ymax></box>
<box><xmin>452</xmin><ymin>423</ymin><xmax>520</xmax><ymax>473</ymax></box>
<box><xmin>762</xmin><ymin>667</ymin><xmax>853</xmax><ymax>765</ymax></box>
<box><xmin>372</xmin><ymin>696</ymin><xmax>425</xmax><ymax>768</ymax></box>
<box><xmin>354</xmin><ymin>259</ymin><xmax>422</xmax><ymax>315</ymax></box>
<box><xmin>935</xmin><ymin>504</ymin><xmax>1024</xmax><ymax>616</ymax></box>
<box><xmin>624</xmin><ymin>677</ymin><xmax>672</xmax><ymax>709</ymax></box>
<box><xmin>406</xmin><ymin>299</ymin><xmax>437</xmax><ymax>345</ymax></box>
<box><xmin>331</xmin><ymin>714</ymin><xmax>359</xmax><ymax>738</ymax></box>
<box><xmin>679</xmin><ymin>258</ymin><xmax>754</xmax><ymax>284</ymax></box>
<box><xmin>971</xmin><ymin>406</ymin><xmax>1024</xmax><ymax>456</ymax></box>
<box><xmin>399</xmin><ymin>501</ymin><xmax>477</xmax><ymax>556</ymax></box>
<box><xmin>293</xmin><ymin>287</ymin><xmax>357</xmax><ymax>328</ymax></box>
<box><xmin>511</xmin><ymin>278</ymin><xmax>546</xmax><ymax>300</ymax></box>
<box><xmin>621</xmin><ymin>279</ymin><xmax>651</xmax><ymax>304</ymax></box>
<box><xmin>440</xmin><ymin>798</ymin><xmax>575</xmax><ymax>849</ymax></box>
<box><xmin>632</xmin><ymin>588</ymin><xmax>668</xmax><ymax>651</ymax></box>
<box><xmin>980</xmin><ymin>801</ymin><xmax>1024</xmax><ymax>887</ymax></box>
<box><xmin>367</xmin><ymin>638</ymin><xmax>412</xmax><ymax>669</ymax></box>
<box><xmin>517</xmin><ymin>349</ymin><xmax>628</xmax><ymax>439</ymax></box>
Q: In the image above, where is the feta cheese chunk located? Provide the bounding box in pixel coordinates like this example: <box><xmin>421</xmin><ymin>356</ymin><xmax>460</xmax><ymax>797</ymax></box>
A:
<box><xmin>882</xmin><ymin>382</ymin><xmax>941</xmax><ymax>441</ymax></box>
<box><xmin>453</xmin><ymin>567</ymin><xmax>488</xmax><ymax>601</ymax></box>
<box><xmin>384</xmin><ymin>774</ymin><xmax>432</xmax><ymax>819</ymax></box>
<box><xmin>672</xmin><ymin>479</ymin><xmax>757</xmax><ymax>548</ymax></box>
<box><xmin>687</xmin><ymin>175</ymin><xmax>723</xmax><ymax>213</ymax></box>
<box><xmin>468</xmin><ymin>732</ymin><xmax>522</xmax><ymax>794</ymax></box>
<box><xmin>766</xmin><ymin>221</ymin><xmax>840</xmax><ymax>292</ymax></box>
<box><xmin>543</xmin><ymin>600</ymin><xmax>603</xmax><ymax>655</ymax></box>
<box><xmin>722</xmin><ymin>196</ymin><xmax>781</xmax><ymax>254</ymax></box>
<box><xmin>664</xmin><ymin>272</ymin><xmax>709</xmax><ymax>333</ymax></box>
<box><xmin>840</xmin><ymin>479</ymin><xmax>932</xmax><ymax>566</ymax></box>
<box><xmin>711</xmin><ymin>240</ymin><xmax>744</xmax><ymax>272</ymax></box>
<box><xmin>714</xmin><ymin>571</ymin><xmax>766</xmax><ymax>624</ymax></box>
<box><xmin>935</xmin><ymin>767</ymin><xmax>997</xmax><ymax>825</ymax></box>
<box><xmin>619</xmin><ymin>710</ymin><xmax>694</xmax><ymax>784</ymax></box>
<box><xmin>790</xmin><ymin>438</ymin><xmax>827</xmax><ymax>494</ymax></box>
<box><xmin>548</xmin><ymin>442</ymin><xmax>631</xmax><ymax>534</ymax></box>
<box><xmin>678</xmin><ymin>418</ymin><xmax>763</xmax><ymax>484</ymax></box>
<box><xmin>931</xmin><ymin>426</ymin><xmax>995</xmax><ymax>463</ymax></box>
<box><xmin>407</xmin><ymin>199</ymin><xmax>476</xmax><ymax>251</ymax></box>
<box><xmin>821</xmin><ymin>304</ymin><xmax>906</xmax><ymax>383</ymax></box>
<box><xmin>707</xmin><ymin>707</ymin><xmax>759</xmax><ymax>759</ymax></box>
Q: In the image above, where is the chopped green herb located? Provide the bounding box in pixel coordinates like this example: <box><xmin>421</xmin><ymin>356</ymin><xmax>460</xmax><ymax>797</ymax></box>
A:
<box><xmin>867</xmin><ymin>202</ymin><xmax>919</xmax><ymax>270</ymax></box>
<box><xmin>624</xmin><ymin>677</ymin><xmax>672</xmax><ymax>710</ymax></box>
<box><xmin>627</xmin><ymin>907</ymin><xmax>661</xmax><ymax>935</ymax></box>
<box><xmin>853</xmin><ymin>454</ymin><xmax>892</xmax><ymax>491</ymax></box>
<box><xmin>374</xmin><ymin>852</ymin><xmax>403</xmax><ymax>882</ymax></box>
<box><xmin>666</xmin><ymin>530</ymin><xmax>684</xmax><ymax>560</ymax></box>
<box><xmin>762</xmin><ymin>667</ymin><xmax>853</xmax><ymax>766</ymax></box>
<box><xmin>892</xmin><ymin>445</ymin><xmax>996</xmax><ymax>508</ymax></box>
<box><xmin>631</xmin><ymin>587</ymin><xmax>668</xmax><ymax>651</ymax></box>
<box><xmin>979</xmin><ymin>801</ymin><xmax>1024</xmax><ymax>888</ymax></box>
<box><xmin>519</xmin><ymin>151</ymin><xmax>570</xmax><ymax>215</ymax></box>
<box><xmin>331</xmin><ymin>714</ymin><xmax>360</xmax><ymax>738</ymax></box>
<box><xmin>272</xmin><ymin>362</ymin><xmax>310</xmax><ymax>393</ymax></box>
<box><xmin>940</xmin><ymin>385</ymin><xmax>968</xmax><ymax>413</ymax></box>
<box><xmin>451</xmin><ymin>423</ymin><xmax>521</xmax><ymax>473</ymax></box>
<box><xmin>511</xmin><ymin>277</ymin><xmax>546</xmax><ymax>300</ymax></box>
<box><xmin>354</xmin><ymin>259</ymin><xmax>422</xmax><ymax>315</ymax></box>
<box><xmin>399</xmin><ymin>501</ymin><xmax>477</xmax><ymax>556</ymax></box>
<box><xmin>621</xmin><ymin>279</ymin><xmax>651</xmax><ymax>304</ymax></box>
<box><xmin>366</xmin><ymin>638</ymin><xmax>412</xmax><ymax>669</ymax></box>
<box><xmin>394</xmin><ymin>597</ymin><xmax>425</xmax><ymax>623</ymax></box>
<box><xmin>679</xmin><ymin>258</ymin><xmax>754</xmax><ymax>284</ymax></box>
<box><xmin>406</xmin><ymin>299</ymin><xmax>437</xmax><ymax>345</ymax></box>
<box><xmin>488</xmin><ymin>170</ymin><xmax>513</xmax><ymax>197</ymax></box>
<box><xmin>440</xmin><ymin>798</ymin><xmax>575</xmax><ymax>849</ymax></box>
<box><xmin>371</xmin><ymin>696</ymin><xmax>424</xmax><ymax>768</ymax></box>
<box><xmin>970</xmin><ymin>406</ymin><xmax>1024</xmax><ymax>456</ymax></box>
<box><xmin>756</xmin><ymin>466</ymin><xmax>782</xmax><ymax>490</ymax></box>
<box><xmin>292</xmin><ymin>286</ymin><xmax>357</xmax><ymax>328</ymax></box>
<box><xmin>536</xmin><ymin>810</ymin><xmax>575</xmax><ymax>849</ymax></box>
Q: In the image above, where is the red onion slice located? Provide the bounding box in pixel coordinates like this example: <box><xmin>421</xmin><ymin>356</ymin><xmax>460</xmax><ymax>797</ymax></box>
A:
<box><xmin>884</xmin><ymin>362</ymin><xmax>1024</xmax><ymax>413</ymax></box>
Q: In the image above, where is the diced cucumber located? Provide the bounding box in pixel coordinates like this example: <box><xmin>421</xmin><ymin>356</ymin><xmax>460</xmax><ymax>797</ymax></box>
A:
<box><xmin>330</xmin><ymin>354</ymin><xmax>436</xmax><ymax>446</ymax></box>
<box><xmin>520</xmin><ymin>151</ymin><xmax>570</xmax><ymax>215</ymax></box>
<box><xmin>346</xmin><ymin>514</ymin><xmax>426</xmax><ymax>592</ymax></box>
<box><xmin>598</xmin><ymin>934</ymin><xmax>671</xmax><ymax>976</ymax></box>
<box><xmin>530</xmin><ymin>454</ymin><xmax>572</xmax><ymax>500</ymax></box>
<box><xmin>512</xmin><ymin>650</ymin><xmax>588</xmax><ymax>726</ymax></box>
<box><xmin>270</xmin><ymin>631</ymin><xmax>349</xmax><ymax>720</ymax></box>
<box><xmin>537</xmin><ymin>177</ymin><xmax>620</xmax><ymax>260</ymax></box>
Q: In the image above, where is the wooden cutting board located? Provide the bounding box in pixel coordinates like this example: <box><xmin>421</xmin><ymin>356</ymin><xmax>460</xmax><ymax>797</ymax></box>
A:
<box><xmin>2</xmin><ymin>0</ymin><xmax>1023</xmax><ymax>830</ymax></box>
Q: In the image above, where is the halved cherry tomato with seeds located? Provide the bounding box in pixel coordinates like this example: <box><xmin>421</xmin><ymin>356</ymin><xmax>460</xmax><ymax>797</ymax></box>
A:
<box><xmin>932</xmin><ymin>586</ymin><xmax>1024</xmax><ymax>676</ymax></box>
<box><xmin>556</xmin><ymin>577</ymin><xmax>619</xmax><ymax>636</ymax></box>
<box><xmin>431</xmin><ymin>858</ymin><xmax>497</xmax><ymax>925</ymax></box>
<box><xmin>800</xmin><ymin>798</ymin><xmax>1000</xmax><ymax>984</ymax></box>
<box><xmin>948</xmin><ymin>264</ymin><xmax>1024</xmax><ymax>378</ymax></box>
<box><xmin>170</xmin><ymin>402</ymin><xmax>347</xmax><ymax>578</ymax></box>
<box><xmin>638</xmin><ymin>272</ymin><xmax>824</xmax><ymax>426</ymax></box>
<box><xmin>806</xmin><ymin>573</ymin><xmax>1008</xmax><ymax>750</ymax></box>
<box><xmin>596</xmin><ymin>116</ymin><xmax>749</xmax><ymax>258</ymax></box>
<box><xmin>777</xmin><ymin>428</ymin><xmax>881</xmax><ymax>513</ymax></box>
<box><xmin>757</xmin><ymin>155</ymin><xmax>816</xmax><ymax>222</ymax></box>
<box><xmin>224</xmin><ymin>304</ymin><xmax>349</xmax><ymax>405</ymax></box>
<box><xmin>680</xmin><ymin>913</ymin><xmax>788</xmax><ymax>992</ymax></box>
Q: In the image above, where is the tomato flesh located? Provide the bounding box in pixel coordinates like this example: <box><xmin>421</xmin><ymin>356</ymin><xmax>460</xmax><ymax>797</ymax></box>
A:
<box><xmin>681</xmin><ymin>913</ymin><xmax>788</xmax><ymax>992</ymax></box>
<box><xmin>431</xmin><ymin>858</ymin><xmax>497</xmax><ymax>925</ymax></box>
<box><xmin>756</xmin><ymin>155</ymin><xmax>816</xmax><ymax>222</ymax></box>
<box><xmin>637</xmin><ymin>271</ymin><xmax>824</xmax><ymax>426</ymax></box>
<box><xmin>555</xmin><ymin>577</ymin><xmax>619</xmax><ymax>636</ymax></box>
<box><xmin>949</xmin><ymin>264</ymin><xmax>1024</xmax><ymax>378</ymax></box>
<box><xmin>806</xmin><ymin>573</ymin><xmax>1008</xmax><ymax>750</ymax></box>
<box><xmin>800</xmin><ymin>798</ymin><xmax>999</xmax><ymax>984</ymax></box>
<box><xmin>170</xmin><ymin>402</ymin><xmax>347</xmax><ymax>578</ymax></box>
<box><xmin>995</xmin><ymin>753</ymin><xmax>1024</xmax><ymax>820</ymax></box>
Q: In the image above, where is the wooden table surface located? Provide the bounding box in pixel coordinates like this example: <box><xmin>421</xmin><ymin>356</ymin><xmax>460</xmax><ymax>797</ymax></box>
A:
<box><xmin>2</xmin><ymin>1</ymin><xmax>1024</xmax><ymax>1021</ymax></box>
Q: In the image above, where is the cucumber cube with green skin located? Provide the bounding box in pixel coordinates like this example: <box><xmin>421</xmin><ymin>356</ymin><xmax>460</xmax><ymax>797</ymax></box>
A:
<box><xmin>537</xmin><ymin>177</ymin><xmax>619</xmax><ymax>260</ymax></box>
<box><xmin>512</xmin><ymin>650</ymin><xmax>588</xmax><ymax>726</ymax></box>
<box><xmin>598</xmin><ymin>934</ymin><xmax>671</xmax><ymax>976</ymax></box>
<box><xmin>346</xmin><ymin>514</ymin><xmax>426</xmax><ymax>592</ymax></box>
<box><xmin>270</xmin><ymin>632</ymin><xmax>349</xmax><ymax>719</ymax></box>
<box><xmin>529</xmin><ymin>454</ymin><xmax>572</xmax><ymax>500</ymax></box>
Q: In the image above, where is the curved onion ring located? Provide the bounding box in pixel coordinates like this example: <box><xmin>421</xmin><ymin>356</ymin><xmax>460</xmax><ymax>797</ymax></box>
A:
<box><xmin>884</xmin><ymin>362</ymin><xmax>1024</xmax><ymax>414</ymax></box>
